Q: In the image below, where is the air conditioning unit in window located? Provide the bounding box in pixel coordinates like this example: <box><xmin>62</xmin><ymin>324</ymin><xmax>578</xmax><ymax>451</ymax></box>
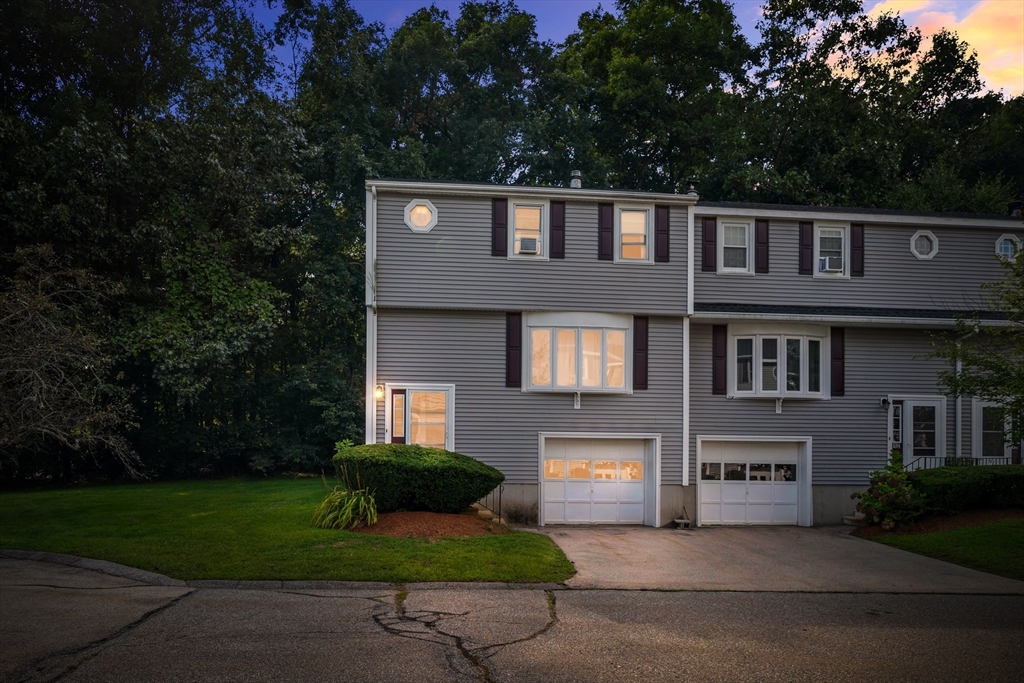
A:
<box><xmin>519</xmin><ymin>237</ymin><xmax>539</xmax><ymax>254</ymax></box>
<box><xmin>819</xmin><ymin>256</ymin><xmax>844</xmax><ymax>273</ymax></box>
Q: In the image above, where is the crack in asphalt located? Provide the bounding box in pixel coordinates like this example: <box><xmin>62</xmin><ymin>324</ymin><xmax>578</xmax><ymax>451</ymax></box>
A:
<box><xmin>3</xmin><ymin>589</ymin><xmax>196</xmax><ymax>683</ymax></box>
<box><xmin>372</xmin><ymin>587</ymin><xmax>559</xmax><ymax>683</ymax></box>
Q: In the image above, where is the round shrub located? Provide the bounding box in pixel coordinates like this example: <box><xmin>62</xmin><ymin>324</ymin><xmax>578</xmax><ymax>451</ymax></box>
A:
<box><xmin>333</xmin><ymin>443</ymin><xmax>505</xmax><ymax>514</ymax></box>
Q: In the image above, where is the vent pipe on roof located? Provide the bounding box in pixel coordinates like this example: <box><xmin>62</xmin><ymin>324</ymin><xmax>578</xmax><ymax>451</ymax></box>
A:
<box><xmin>570</xmin><ymin>170</ymin><xmax>582</xmax><ymax>189</ymax></box>
<box><xmin>1009</xmin><ymin>200</ymin><xmax>1022</xmax><ymax>218</ymax></box>
<box><xmin>684</xmin><ymin>178</ymin><xmax>700</xmax><ymax>195</ymax></box>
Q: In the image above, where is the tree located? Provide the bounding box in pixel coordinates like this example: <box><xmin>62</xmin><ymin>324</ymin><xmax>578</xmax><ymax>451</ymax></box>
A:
<box><xmin>931</xmin><ymin>251</ymin><xmax>1024</xmax><ymax>447</ymax></box>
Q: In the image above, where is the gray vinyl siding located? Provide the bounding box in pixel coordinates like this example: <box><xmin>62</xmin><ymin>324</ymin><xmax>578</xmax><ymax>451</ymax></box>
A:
<box><xmin>689</xmin><ymin>325</ymin><xmax>955</xmax><ymax>485</ymax></box>
<box><xmin>695</xmin><ymin>219</ymin><xmax>1019</xmax><ymax>310</ymax></box>
<box><xmin>375</xmin><ymin>194</ymin><xmax>688</xmax><ymax>314</ymax></box>
<box><xmin>375</xmin><ymin>309</ymin><xmax>684</xmax><ymax>484</ymax></box>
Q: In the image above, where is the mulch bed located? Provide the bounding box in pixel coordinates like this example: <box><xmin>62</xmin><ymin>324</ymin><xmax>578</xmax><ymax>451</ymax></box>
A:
<box><xmin>853</xmin><ymin>508</ymin><xmax>1024</xmax><ymax>539</ymax></box>
<box><xmin>351</xmin><ymin>510</ymin><xmax>510</xmax><ymax>539</ymax></box>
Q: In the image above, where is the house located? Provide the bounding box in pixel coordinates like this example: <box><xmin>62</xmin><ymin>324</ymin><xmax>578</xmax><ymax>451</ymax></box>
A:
<box><xmin>363</xmin><ymin>177</ymin><xmax>1022</xmax><ymax>527</ymax></box>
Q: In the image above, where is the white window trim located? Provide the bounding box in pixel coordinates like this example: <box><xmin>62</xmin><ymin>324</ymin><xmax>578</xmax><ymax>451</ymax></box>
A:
<box><xmin>614</xmin><ymin>203</ymin><xmax>655</xmax><ymax>264</ymax></box>
<box><xmin>971</xmin><ymin>398</ymin><xmax>1016</xmax><ymax>459</ymax></box>
<box><xmin>886</xmin><ymin>395</ymin><xmax>946</xmax><ymax>460</ymax></box>
<box><xmin>717</xmin><ymin>220</ymin><xmax>754</xmax><ymax>275</ymax></box>
<box><xmin>995</xmin><ymin>233</ymin><xmax>1021</xmax><ymax>260</ymax></box>
<box><xmin>507</xmin><ymin>198</ymin><xmax>550</xmax><ymax>261</ymax></box>
<box><xmin>384</xmin><ymin>383</ymin><xmax>455</xmax><ymax>451</ymax></box>
<box><xmin>403</xmin><ymin>199</ymin><xmax>438</xmax><ymax>233</ymax></box>
<box><xmin>524</xmin><ymin>312</ymin><xmax>633</xmax><ymax>394</ymax></box>
<box><xmin>910</xmin><ymin>229</ymin><xmax>939</xmax><ymax>260</ymax></box>
<box><xmin>726</xmin><ymin>323</ymin><xmax>830</xmax><ymax>399</ymax></box>
<box><xmin>813</xmin><ymin>222</ymin><xmax>850</xmax><ymax>279</ymax></box>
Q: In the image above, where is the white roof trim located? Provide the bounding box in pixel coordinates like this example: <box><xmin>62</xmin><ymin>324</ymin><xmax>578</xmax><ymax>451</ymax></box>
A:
<box><xmin>366</xmin><ymin>179</ymin><xmax>699</xmax><ymax>206</ymax></box>
<box><xmin>695</xmin><ymin>205</ymin><xmax>1017</xmax><ymax>229</ymax></box>
<box><xmin>692</xmin><ymin>311</ymin><xmax>1011</xmax><ymax>328</ymax></box>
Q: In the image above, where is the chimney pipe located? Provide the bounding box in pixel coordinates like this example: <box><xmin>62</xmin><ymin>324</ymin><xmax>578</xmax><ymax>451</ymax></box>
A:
<box><xmin>1009</xmin><ymin>200</ymin><xmax>1022</xmax><ymax>218</ymax></box>
<box><xmin>570</xmin><ymin>170</ymin><xmax>582</xmax><ymax>189</ymax></box>
<box><xmin>684</xmin><ymin>178</ymin><xmax>700</xmax><ymax>195</ymax></box>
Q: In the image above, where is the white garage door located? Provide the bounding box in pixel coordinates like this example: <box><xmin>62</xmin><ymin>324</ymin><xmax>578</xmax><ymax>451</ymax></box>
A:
<box><xmin>699</xmin><ymin>441</ymin><xmax>800</xmax><ymax>525</ymax></box>
<box><xmin>543</xmin><ymin>438</ymin><xmax>645</xmax><ymax>524</ymax></box>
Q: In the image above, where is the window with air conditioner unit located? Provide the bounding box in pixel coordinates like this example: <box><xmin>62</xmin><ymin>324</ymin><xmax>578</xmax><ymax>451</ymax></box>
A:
<box><xmin>814</xmin><ymin>225</ymin><xmax>848</xmax><ymax>278</ymax></box>
<box><xmin>508</xmin><ymin>199</ymin><xmax>549</xmax><ymax>260</ymax></box>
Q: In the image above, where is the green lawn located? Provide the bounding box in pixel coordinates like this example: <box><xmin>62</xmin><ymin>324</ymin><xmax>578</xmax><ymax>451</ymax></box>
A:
<box><xmin>875</xmin><ymin>518</ymin><xmax>1024</xmax><ymax>581</ymax></box>
<box><xmin>0</xmin><ymin>478</ymin><xmax>574</xmax><ymax>583</ymax></box>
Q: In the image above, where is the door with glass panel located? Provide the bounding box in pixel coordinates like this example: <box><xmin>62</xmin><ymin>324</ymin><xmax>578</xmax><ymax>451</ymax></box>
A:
<box><xmin>390</xmin><ymin>389</ymin><xmax>448</xmax><ymax>449</ymax></box>
<box><xmin>543</xmin><ymin>438</ymin><xmax>645</xmax><ymax>524</ymax></box>
<box><xmin>899</xmin><ymin>398</ymin><xmax>945</xmax><ymax>469</ymax></box>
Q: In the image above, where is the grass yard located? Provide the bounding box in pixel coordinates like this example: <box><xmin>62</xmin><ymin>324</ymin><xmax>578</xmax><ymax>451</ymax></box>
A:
<box><xmin>874</xmin><ymin>518</ymin><xmax>1024</xmax><ymax>582</ymax></box>
<box><xmin>0</xmin><ymin>478</ymin><xmax>574</xmax><ymax>583</ymax></box>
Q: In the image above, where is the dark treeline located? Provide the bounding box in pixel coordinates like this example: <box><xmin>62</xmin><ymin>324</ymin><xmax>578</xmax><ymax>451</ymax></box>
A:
<box><xmin>2</xmin><ymin>0</ymin><xmax>1021</xmax><ymax>481</ymax></box>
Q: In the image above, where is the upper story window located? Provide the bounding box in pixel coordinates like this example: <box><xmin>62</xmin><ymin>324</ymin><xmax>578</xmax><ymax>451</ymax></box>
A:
<box><xmin>729</xmin><ymin>324</ymin><xmax>828</xmax><ymax>398</ymax></box>
<box><xmin>404</xmin><ymin>199</ymin><xmax>438</xmax><ymax>233</ymax></box>
<box><xmin>910</xmin><ymin>230</ymin><xmax>938</xmax><ymax>260</ymax></box>
<box><xmin>509</xmin><ymin>199</ymin><xmax>548</xmax><ymax>259</ymax></box>
<box><xmin>526</xmin><ymin>312</ymin><xmax>631</xmax><ymax>393</ymax></box>
<box><xmin>996</xmin><ymin>234</ymin><xmax>1021</xmax><ymax>260</ymax></box>
<box><xmin>814</xmin><ymin>224</ymin><xmax>848</xmax><ymax>278</ymax></box>
<box><xmin>719</xmin><ymin>221</ymin><xmax>752</xmax><ymax>273</ymax></box>
<box><xmin>615</xmin><ymin>206</ymin><xmax>653</xmax><ymax>263</ymax></box>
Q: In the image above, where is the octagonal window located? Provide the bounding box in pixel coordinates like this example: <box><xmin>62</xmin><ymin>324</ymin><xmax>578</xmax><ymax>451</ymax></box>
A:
<box><xmin>910</xmin><ymin>230</ymin><xmax>938</xmax><ymax>260</ymax></box>
<box><xmin>996</xmin><ymin>234</ymin><xmax>1020</xmax><ymax>260</ymax></box>
<box><xmin>404</xmin><ymin>199</ymin><xmax>438</xmax><ymax>233</ymax></box>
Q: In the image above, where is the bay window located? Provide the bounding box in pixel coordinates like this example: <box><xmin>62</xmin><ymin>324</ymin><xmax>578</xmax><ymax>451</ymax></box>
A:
<box><xmin>729</xmin><ymin>325</ymin><xmax>828</xmax><ymax>398</ymax></box>
<box><xmin>526</xmin><ymin>312</ymin><xmax>631</xmax><ymax>393</ymax></box>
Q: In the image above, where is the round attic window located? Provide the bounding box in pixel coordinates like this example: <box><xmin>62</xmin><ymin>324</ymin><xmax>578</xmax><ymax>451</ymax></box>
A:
<box><xmin>910</xmin><ymin>230</ymin><xmax>938</xmax><ymax>260</ymax></box>
<box><xmin>404</xmin><ymin>199</ymin><xmax>437</xmax><ymax>233</ymax></box>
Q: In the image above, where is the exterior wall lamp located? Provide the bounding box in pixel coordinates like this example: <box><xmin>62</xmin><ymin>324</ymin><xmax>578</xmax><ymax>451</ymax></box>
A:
<box><xmin>374</xmin><ymin>384</ymin><xmax>384</xmax><ymax>401</ymax></box>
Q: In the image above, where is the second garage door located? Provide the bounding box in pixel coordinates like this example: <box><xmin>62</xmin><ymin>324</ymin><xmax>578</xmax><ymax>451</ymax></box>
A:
<box><xmin>543</xmin><ymin>438</ymin><xmax>646</xmax><ymax>524</ymax></box>
<box><xmin>699</xmin><ymin>440</ymin><xmax>802</xmax><ymax>525</ymax></box>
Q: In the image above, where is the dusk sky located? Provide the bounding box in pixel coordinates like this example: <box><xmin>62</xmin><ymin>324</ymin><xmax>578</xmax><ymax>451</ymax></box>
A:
<box><xmin>254</xmin><ymin>0</ymin><xmax>1023</xmax><ymax>96</ymax></box>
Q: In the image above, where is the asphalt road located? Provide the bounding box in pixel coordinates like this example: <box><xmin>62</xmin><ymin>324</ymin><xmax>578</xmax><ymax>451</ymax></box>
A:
<box><xmin>2</xmin><ymin>555</ymin><xmax>1022</xmax><ymax>683</ymax></box>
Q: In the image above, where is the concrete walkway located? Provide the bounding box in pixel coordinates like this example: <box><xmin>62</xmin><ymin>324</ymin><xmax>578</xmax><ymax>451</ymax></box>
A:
<box><xmin>538</xmin><ymin>525</ymin><xmax>1024</xmax><ymax>593</ymax></box>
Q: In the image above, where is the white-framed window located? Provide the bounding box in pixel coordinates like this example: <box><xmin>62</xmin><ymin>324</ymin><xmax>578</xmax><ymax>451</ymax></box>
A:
<box><xmin>910</xmin><ymin>230</ymin><xmax>938</xmax><ymax>260</ymax></box>
<box><xmin>814</xmin><ymin>224</ymin><xmax>848</xmax><ymax>278</ymax></box>
<box><xmin>385</xmin><ymin>384</ymin><xmax>455</xmax><ymax>450</ymax></box>
<box><xmin>615</xmin><ymin>205</ymin><xmax>654</xmax><ymax>263</ymax></box>
<box><xmin>508</xmin><ymin>199</ymin><xmax>548</xmax><ymax>260</ymax></box>
<box><xmin>728</xmin><ymin>324</ymin><xmax>828</xmax><ymax>398</ymax></box>
<box><xmin>972</xmin><ymin>399</ymin><xmax>1016</xmax><ymax>459</ymax></box>
<box><xmin>995</xmin><ymin>234</ymin><xmax>1021</xmax><ymax>260</ymax></box>
<box><xmin>718</xmin><ymin>220</ymin><xmax>753</xmax><ymax>274</ymax></box>
<box><xmin>525</xmin><ymin>312</ymin><xmax>632</xmax><ymax>393</ymax></box>
<box><xmin>404</xmin><ymin>199</ymin><xmax>438</xmax><ymax>233</ymax></box>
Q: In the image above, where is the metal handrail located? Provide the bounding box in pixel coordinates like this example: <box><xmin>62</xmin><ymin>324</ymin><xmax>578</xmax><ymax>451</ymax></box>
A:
<box><xmin>481</xmin><ymin>484</ymin><xmax>504</xmax><ymax>523</ymax></box>
<box><xmin>902</xmin><ymin>455</ymin><xmax>1021</xmax><ymax>471</ymax></box>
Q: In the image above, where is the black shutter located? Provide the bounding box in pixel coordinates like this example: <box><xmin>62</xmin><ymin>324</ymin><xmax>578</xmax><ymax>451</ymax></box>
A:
<box><xmin>702</xmin><ymin>217</ymin><xmax>716</xmax><ymax>271</ymax></box>
<box><xmin>506</xmin><ymin>313</ymin><xmax>521</xmax><ymax>388</ymax></box>
<box><xmin>755</xmin><ymin>219</ymin><xmax>770</xmax><ymax>273</ymax></box>
<box><xmin>550</xmin><ymin>201</ymin><xmax>565</xmax><ymax>259</ymax></box>
<box><xmin>598</xmin><ymin>203</ymin><xmax>613</xmax><ymax>260</ymax></box>
<box><xmin>831</xmin><ymin>327</ymin><xmax>845</xmax><ymax>397</ymax></box>
<box><xmin>712</xmin><ymin>325</ymin><xmax>727</xmax><ymax>395</ymax></box>
<box><xmin>851</xmin><ymin>223</ymin><xmax>864</xmax><ymax>277</ymax></box>
<box><xmin>799</xmin><ymin>222</ymin><xmax>813</xmax><ymax>275</ymax></box>
<box><xmin>655</xmin><ymin>205</ymin><xmax>670</xmax><ymax>262</ymax></box>
<box><xmin>633</xmin><ymin>316</ymin><xmax>648</xmax><ymax>390</ymax></box>
<box><xmin>492</xmin><ymin>199</ymin><xmax>507</xmax><ymax>257</ymax></box>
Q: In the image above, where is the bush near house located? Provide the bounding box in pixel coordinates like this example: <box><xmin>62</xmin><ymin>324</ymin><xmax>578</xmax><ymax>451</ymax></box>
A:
<box><xmin>852</xmin><ymin>450</ymin><xmax>927</xmax><ymax>530</ymax></box>
<box><xmin>909</xmin><ymin>465</ymin><xmax>1024</xmax><ymax>516</ymax></box>
<box><xmin>333</xmin><ymin>443</ymin><xmax>505</xmax><ymax>514</ymax></box>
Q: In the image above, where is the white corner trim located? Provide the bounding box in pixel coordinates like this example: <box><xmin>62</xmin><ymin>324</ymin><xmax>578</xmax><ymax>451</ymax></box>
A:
<box><xmin>687</xmin><ymin>204</ymin><xmax>694</xmax><ymax>316</ymax></box>
<box><xmin>403</xmin><ymin>198</ymin><xmax>438</xmax><ymax>233</ymax></box>
<box><xmin>910</xmin><ymin>229</ymin><xmax>939</xmax><ymax>260</ymax></box>
<box><xmin>365</xmin><ymin>307</ymin><xmax>377</xmax><ymax>445</ymax></box>
<box><xmin>682</xmin><ymin>318</ymin><xmax>690</xmax><ymax>486</ymax></box>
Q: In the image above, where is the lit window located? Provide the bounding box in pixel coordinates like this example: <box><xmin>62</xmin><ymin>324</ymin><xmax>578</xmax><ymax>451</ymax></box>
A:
<box><xmin>720</xmin><ymin>222</ymin><xmax>751</xmax><ymax>272</ymax></box>
<box><xmin>910</xmin><ymin>230</ymin><xmax>938</xmax><ymax>260</ymax></box>
<box><xmin>615</xmin><ymin>206</ymin><xmax>653</xmax><ymax>263</ymax></box>
<box><xmin>731</xmin><ymin>331</ymin><xmax>827</xmax><ymax>397</ymax></box>
<box><xmin>996</xmin><ymin>234</ymin><xmax>1021</xmax><ymax>260</ymax></box>
<box><xmin>387</xmin><ymin>385</ymin><xmax>454</xmax><ymax>450</ymax></box>
<box><xmin>526</xmin><ymin>313</ymin><xmax>631</xmax><ymax>392</ymax></box>
<box><xmin>403</xmin><ymin>199</ymin><xmax>437</xmax><ymax>232</ymax></box>
<box><xmin>509</xmin><ymin>200</ymin><xmax>547</xmax><ymax>258</ymax></box>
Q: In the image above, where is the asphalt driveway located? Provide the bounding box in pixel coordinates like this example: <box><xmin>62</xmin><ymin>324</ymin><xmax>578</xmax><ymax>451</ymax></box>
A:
<box><xmin>538</xmin><ymin>525</ymin><xmax>1024</xmax><ymax>593</ymax></box>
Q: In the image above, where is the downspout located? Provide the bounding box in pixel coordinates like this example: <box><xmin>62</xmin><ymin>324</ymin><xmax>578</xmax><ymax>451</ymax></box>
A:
<box><xmin>365</xmin><ymin>185</ymin><xmax>378</xmax><ymax>444</ymax></box>
<box><xmin>955</xmin><ymin>359</ymin><xmax>962</xmax><ymax>459</ymax></box>
<box><xmin>683</xmin><ymin>201</ymin><xmax>695</xmax><ymax>487</ymax></box>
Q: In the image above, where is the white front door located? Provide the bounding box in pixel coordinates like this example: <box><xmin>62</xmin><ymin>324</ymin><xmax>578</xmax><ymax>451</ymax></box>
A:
<box><xmin>699</xmin><ymin>441</ymin><xmax>801</xmax><ymax>525</ymax></box>
<box><xmin>543</xmin><ymin>438</ymin><xmax>646</xmax><ymax>524</ymax></box>
<box><xmin>892</xmin><ymin>397</ymin><xmax>946</xmax><ymax>469</ymax></box>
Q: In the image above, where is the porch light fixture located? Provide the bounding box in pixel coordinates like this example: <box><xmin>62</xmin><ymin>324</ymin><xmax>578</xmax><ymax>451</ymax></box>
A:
<box><xmin>879</xmin><ymin>397</ymin><xmax>891</xmax><ymax>410</ymax></box>
<box><xmin>374</xmin><ymin>384</ymin><xmax>384</xmax><ymax>401</ymax></box>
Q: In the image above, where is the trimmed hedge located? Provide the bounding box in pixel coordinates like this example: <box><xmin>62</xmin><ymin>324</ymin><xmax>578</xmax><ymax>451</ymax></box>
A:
<box><xmin>909</xmin><ymin>465</ymin><xmax>1024</xmax><ymax>515</ymax></box>
<box><xmin>333</xmin><ymin>443</ymin><xmax>505</xmax><ymax>514</ymax></box>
